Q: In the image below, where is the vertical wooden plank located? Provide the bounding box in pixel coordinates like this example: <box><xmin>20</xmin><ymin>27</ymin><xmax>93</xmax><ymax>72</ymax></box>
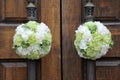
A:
<box><xmin>40</xmin><ymin>0</ymin><xmax>61</xmax><ymax>80</ymax></box>
<box><xmin>62</xmin><ymin>0</ymin><xmax>83</xmax><ymax>80</ymax></box>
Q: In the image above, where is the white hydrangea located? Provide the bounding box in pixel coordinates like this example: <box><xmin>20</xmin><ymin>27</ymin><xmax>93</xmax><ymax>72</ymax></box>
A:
<box><xmin>13</xmin><ymin>21</ymin><xmax>52</xmax><ymax>60</ymax></box>
<box><xmin>76</xmin><ymin>25</ymin><xmax>92</xmax><ymax>50</ymax></box>
<box><xmin>17</xmin><ymin>46</ymin><xmax>30</xmax><ymax>56</ymax></box>
<box><xmin>95</xmin><ymin>21</ymin><xmax>110</xmax><ymax>35</ymax></box>
<box><xmin>95</xmin><ymin>44</ymin><xmax>109</xmax><ymax>59</ymax></box>
<box><xmin>15</xmin><ymin>24</ymin><xmax>33</xmax><ymax>41</ymax></box>
<box><xmin>35</xmin><ymin>23</ymin><xmax>50</xmax><ymax>43</ymax></box>
<box><xmin>74</xmin><ymin>21</ymin><xmax>113</xmax><ymax>60</ymax></box>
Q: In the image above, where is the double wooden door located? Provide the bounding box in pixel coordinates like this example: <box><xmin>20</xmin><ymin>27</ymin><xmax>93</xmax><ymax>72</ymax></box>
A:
<box><xmin>0</xmin><ymin>0</ymin><xmax>120</xmax><ymax>80</ymax></box>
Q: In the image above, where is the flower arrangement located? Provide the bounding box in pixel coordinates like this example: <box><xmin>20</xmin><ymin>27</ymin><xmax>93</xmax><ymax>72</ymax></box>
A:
<box><xmin>74</xmin><ymin>21</ymin><xmax>113</xmax><ymax>60</ymax></box>
<box><xmin>13</xmin><ymin>21</ymin><xmax>52</xmax><ymax>60</ymax></box>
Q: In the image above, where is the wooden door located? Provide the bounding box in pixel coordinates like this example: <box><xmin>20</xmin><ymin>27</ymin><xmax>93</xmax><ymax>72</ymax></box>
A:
<box><xmin>0</xmin><ymin>0</ymin><xmax>120</xmax><ymax>80</ymax></box>
<box><xmin>94</xmin><ymin>0</ymin><xmax>120</xmax><ymax>80</ymax></box>
<box><xmin>0</xmin><ymin>0</ymin><xmax>61</xmax><ymax>80</ymax></box>
<box><xmin>62</xmin><ymin>0</ymin><xmax>120</xmax><ymax>80</ymax></box>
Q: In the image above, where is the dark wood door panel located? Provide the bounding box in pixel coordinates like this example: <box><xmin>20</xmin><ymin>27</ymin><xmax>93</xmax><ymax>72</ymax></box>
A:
<box><xmin>0</xmin><ymin>62</ymin><xmax>27</xmax><ymax>80</ymax></box>
<box><xmin>96</xmin><ymin>60</ymin><xmax>120</xmax><ymax>80</ymax></box>
<box><xmin>93</xmin><ymin>0</ymin><xmax>120</xmax><ymax>21</ymax></box>
<box><xmin>0</xmin><ymin>0</ymin><xmax>27</xmax><ymax>22</ymax></box>
<box><xmin>96</xmin><ymin>67</ymin><xmax>120</xmax><ymax>80</ymax></box>
<box><xmin>0</xmin><ymin>25</ymin><xmax>21</xmax><ymax>59</ymax></box>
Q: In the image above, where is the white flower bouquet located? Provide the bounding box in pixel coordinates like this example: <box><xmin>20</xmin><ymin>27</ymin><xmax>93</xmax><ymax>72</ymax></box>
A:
<box><xmin>74</xmin><ymin>21</ymin><xmax>113</xmax><ymax>60</ymax></box>
<box><xmin>13</xmin><ymin>21</ymin><xmax>52</xmax><ymax>60</ymax></box>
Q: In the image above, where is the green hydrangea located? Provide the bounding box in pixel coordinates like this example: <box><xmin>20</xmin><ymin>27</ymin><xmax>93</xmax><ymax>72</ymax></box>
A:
<box><xmin>13</xmin><ymin>21</ymin><xmax>52</xmax><ymax>60</ymax></box>
<box><xmin>25</xmin><ymin>21</ymin><xmax>39</xmax><ymax>31</ymax></box>
<box><xmin>74</xmin><ymin>21</ymin><xmax>113</xmax><ymax>60</ymax></box>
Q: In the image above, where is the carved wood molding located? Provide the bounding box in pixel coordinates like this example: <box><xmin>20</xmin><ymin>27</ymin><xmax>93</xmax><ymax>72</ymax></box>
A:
<box><xmin>96</xmin><ymin>60</ymin><xmax>120</xmax><ymax>66</ymax></box>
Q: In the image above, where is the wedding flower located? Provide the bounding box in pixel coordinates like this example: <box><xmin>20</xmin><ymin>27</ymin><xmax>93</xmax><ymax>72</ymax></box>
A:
<box><xmin>74</xmin><ymin>21</ymin><xmax>113</xmax><ymax>60</ymax></box>
<box><xmin>13</xmin><ymin>21</ymin><xmax>52</xmax><ymax>60</ymax></box>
